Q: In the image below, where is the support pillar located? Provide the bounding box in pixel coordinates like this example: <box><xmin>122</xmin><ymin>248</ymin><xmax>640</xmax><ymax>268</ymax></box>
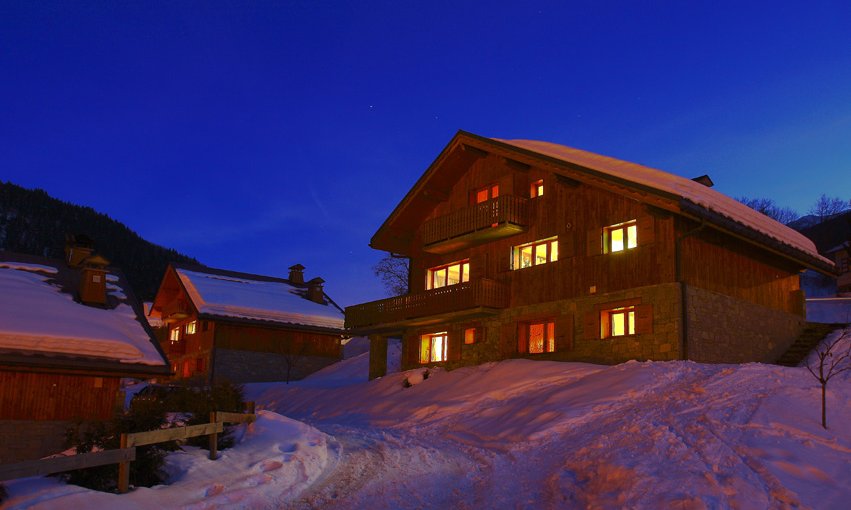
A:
<box><xmin>368</xmin><ymin>334</ymin><xmax>388</xmax><ymax>380</ymax></box>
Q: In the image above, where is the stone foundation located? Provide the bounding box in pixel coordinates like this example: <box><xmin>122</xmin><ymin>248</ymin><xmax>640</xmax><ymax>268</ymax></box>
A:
<box><xmin>213</xmin><ymin>348</ymin><xmax>340</xmax><ymax>383</ymax></box>
<box><xmin>0</xmin><ymin>420</ymin><xmax>70</xmax><ymax>463</ymax></box>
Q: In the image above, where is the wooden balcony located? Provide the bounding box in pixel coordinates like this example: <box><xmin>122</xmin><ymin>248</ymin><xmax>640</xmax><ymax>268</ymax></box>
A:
<box><xmin>346</xmin><ymin>279</ymin><xmax>509</xmax><ymax>332</ymax></box>
<box><xmin>421</xmin><ymin>195</ymin><xmax>529</xmax><ymax>253</ymax></box>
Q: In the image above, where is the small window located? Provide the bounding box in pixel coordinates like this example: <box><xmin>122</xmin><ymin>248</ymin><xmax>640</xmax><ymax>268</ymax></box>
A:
<box><xmin>185</xmin><ymin>321</ymin><xmax>197</xmax><ymax>335</ymax></box>
<box><xmin>471</xmin><ymin>184</ymin><xmax>499</xmax><ymax>204</ymax></box>
<box><xmin>427</xmin><ymin>260</ymin><xmax>470</xmax><ymax>290</ymax></box>
<box><xmin>524</xmin><ymin>320</ymin><xmax>555</xmax><ymax>353</ymax></box>
<box><xmin>530</xmin><ymin>179</ymin><xmax>544</xmax><ymax>198</ymax></box>
<box><xmin>169</xmin><ymin>327</ymin><xmax>180</xmax><ymax>341</ymax></box>
<box><xmin>512</xmin><ymin>237</ymin><xmax>558</xmax><ymax>269</ymax></box>
<box><xmin>420</xmin><ymin>332</ymin><xmax>448</xmax><ymax>363</ymax></box>
<box><xmin>604</xmin><ymin>220</ymin><xmax>638</xmax><ymax>253</ymax></box>
<box><xmin>464</xmin><ymin>327</ymin><xmax>477</xmax><ymax>345</ymax></box>
<box><xmin>602</xmin><ymin>307</ymin><xmax>636</xmax><ymax>338</ymax></box>
<box><xmin>92</xmin><ymin>274</ymin><xmax>102</xmax><ymax>283</ymax></box>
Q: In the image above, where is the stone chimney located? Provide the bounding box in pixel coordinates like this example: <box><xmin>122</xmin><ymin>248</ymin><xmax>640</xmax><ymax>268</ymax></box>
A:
<box><xmin>306</xmin><ymin>277</ymin><xmax>325</xmax><ymax>304</ymax></box>
<box><xmin>288</xmin><ymin>264</ymin><xmax>305</xmax><ymax>284</ymax></box>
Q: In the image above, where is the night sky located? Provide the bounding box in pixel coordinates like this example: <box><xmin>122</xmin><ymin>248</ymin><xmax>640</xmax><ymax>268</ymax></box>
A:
<box><xmin>3</xmin><ymin>1</ymin><xmax>851</xmax><ymax>306</ymax></box>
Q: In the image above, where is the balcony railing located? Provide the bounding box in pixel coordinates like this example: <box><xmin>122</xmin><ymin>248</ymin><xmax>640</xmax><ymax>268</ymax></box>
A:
<box><xmin>346</xmin><ymin>279</ymin><xmax>509</xmax><ymax>330</ymax></box>
<box><xmin>421</xmin><ymin>195</ymin><xmax>529</xmax><ymax>247</ymax></box>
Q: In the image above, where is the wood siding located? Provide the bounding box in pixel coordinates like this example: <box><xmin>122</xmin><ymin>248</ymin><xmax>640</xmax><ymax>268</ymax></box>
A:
<box><xmin>0</xmin><ymin>371</ymin><xmax>120</xmax><ymax>421</ymax></box>
<box><xmin>215</xmin><ymin>323</ymin><xmax>341</xmax><ymax>358</ymax></box>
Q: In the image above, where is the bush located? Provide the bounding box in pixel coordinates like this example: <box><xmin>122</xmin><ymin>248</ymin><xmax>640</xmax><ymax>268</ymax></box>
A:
<box><xmin>62</xmin><ymin>401</ymin><xmax>174</xmax><ymax>492</ymax></box>
<box><xmin>170</xmin><ymin>380</ymin><xmax>245</xmax><ymax>451</ymax></box>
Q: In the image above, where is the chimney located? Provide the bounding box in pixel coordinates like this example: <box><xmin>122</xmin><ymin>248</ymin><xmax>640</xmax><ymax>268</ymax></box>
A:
<box><xmin>79</xmin><ymin>253</ymin><xmax>110</xmax><ymax>305</ymax></box>
<box><xmin>288</xmin><ymin>264</ymin><xmax>305</xmax><ymax>284</ymax></box>
<box><xmin>306</xmin><ymin>277</ymin><xmax>325</xmax><ymax>304</ymax></box>
<box><xmin>691</xmin><ymin>174</ymin><xmax>714</xmax><ymax>188</ymax></box>
<box><xmin>65</xmin><ymin>233</ymin><xmax>95</xmax><ymax>268</ymax></box>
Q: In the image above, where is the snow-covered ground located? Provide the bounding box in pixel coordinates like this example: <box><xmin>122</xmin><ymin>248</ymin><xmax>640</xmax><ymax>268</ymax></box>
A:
<box><xmin>4</xmin><ymin>331</ymin><xmax>850</xmax><ymax>509</ymax></box>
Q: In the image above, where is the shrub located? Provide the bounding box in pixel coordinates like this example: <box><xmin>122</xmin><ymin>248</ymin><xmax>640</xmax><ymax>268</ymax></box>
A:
<box><xmin>173</xmin><ymin>380</ymin><xmax>245</xmax><ymax>451</ymax></box>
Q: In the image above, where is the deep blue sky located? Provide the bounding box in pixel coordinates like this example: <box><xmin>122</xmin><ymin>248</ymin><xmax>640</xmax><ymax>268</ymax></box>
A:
<box><xmin>3</xmin><ymin>1</ymin><xmax>851</xmax><ymax>306</ymax></box>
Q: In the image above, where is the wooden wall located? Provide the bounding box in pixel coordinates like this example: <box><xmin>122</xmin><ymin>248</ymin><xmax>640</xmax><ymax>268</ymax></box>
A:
<box><xmin>0</xmin><ymin>370</ymin><xmax>120</xmax><ymax>421</ymax></box>
<box><xmin>215</xmin><ymin>323</ymin><xmax>341</xmax><ymax>358</ymax></box>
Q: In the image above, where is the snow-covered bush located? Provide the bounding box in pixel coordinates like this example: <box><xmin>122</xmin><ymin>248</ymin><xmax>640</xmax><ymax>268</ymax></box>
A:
<box><xmin>402</xmin><ymin>369</ymin><xmax>430</xmax><ymax>388</ymax></box>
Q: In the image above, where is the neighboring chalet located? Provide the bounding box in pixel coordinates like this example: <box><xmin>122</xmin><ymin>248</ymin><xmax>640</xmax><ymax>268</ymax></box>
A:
<box><xmin>149</xmin><ymin>263</ymin><xmax>345</xmax><ymax>384</ymax></box>
<box><xmin>798</xmin><ymin>210</ymin><xmax>851</xmax><ymax>322</ymax></box>
<box><xmin>346</xmin><ymin>131</ymin><xmax>837</xmax><ymax>379</ymax></box>
<box><xmin>0</xmin><ymin>239</ymin><xmax>170</xmax><ymax>463</ymax></box>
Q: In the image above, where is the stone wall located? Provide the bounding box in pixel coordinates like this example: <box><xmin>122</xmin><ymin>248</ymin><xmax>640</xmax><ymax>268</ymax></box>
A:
<box><xmin>213</xmin><ymin>348</ymin><xmax>340</xmax><ymax>384</ymax></box>
<box><xmin>0</xmin><ymin>420</ymin><xmax>69</xmax><ymax>463</ymax></box>
<box><xmin>686</xmin><ymin>285</ymin><xmax>804</xmax><ymax>363</ymax></box>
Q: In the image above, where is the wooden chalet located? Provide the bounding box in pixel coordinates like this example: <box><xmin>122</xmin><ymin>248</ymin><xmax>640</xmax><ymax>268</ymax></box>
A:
<box><xmin>346</xmin><ymin>131</ymin><xmax>838</xmax><ymax>379</ymax></box>
<box><xmin>0</xmin><ymin>241</ymin><xmax>170</xmax><ymax>463</ymax></box>
<box><xmin>149</xmin><ymin>263</ymin><xmax>345</xmax><ymax>384</ymax></box>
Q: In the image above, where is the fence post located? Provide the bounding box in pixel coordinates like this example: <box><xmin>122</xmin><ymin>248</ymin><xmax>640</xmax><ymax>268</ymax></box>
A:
<box><xmin>209</xmin><ymin>412</ymin><xmax>218</xmax><ymax>460</ymax></box>
<box><xmin>117</xmin><ymin>433</ymin><xmax>130</xmax><ymax>493</ymax></box>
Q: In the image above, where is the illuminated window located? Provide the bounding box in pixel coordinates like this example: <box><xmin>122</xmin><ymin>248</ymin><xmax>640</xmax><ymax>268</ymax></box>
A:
<box><xmin>420</xmin><ymin>332</ymin><xmax>448</xmax><ymax>363</ymax></box>
<box><xmin>604</xmin><ymin>220</ymin><xmax>638</xmax><ymax>253</ymax></box>
<box><xmin>602</xmin><ymin>307</ymin><xmax>636</xmax><ymax>338</ymax></box>
<box><xmin>471</xmin><ymin>184</ymin><xmax>499</xmax><ymax>204</ymax></box>
<box><xmin>512</xmin><ymin>237</ymin><xmax>558</xmax><ymax>269</ymax></box>
<box><xmin>169</xmin><ymin>327</ymin><xmax>180</xmax><ymax>341</ymax></box>
<box><xmin>464</xmin><ymin>327</ymin><xmax>477</xmax><ymax>345</ymax></box>
<box><xmin>530</xmin><ymin>179</ymin><xmax>544</xmax><ymax>198</ymax></box>
<box><xmin>525</xmin><ymin>320</ymin><xmax>555</xmax><ymax>353</ymax></box>
<box><xmin>185</xmin><ymin>321</ymin><xmax>197</xmax><ymax>335</ymax></box>
<box><xmin>427</xmin><ymin>260</ymin><xmax>470</xmax><ymax>289</ymax></box>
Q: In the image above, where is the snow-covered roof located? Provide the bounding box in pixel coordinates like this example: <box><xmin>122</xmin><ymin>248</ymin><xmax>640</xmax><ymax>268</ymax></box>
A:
<box><xmin>176</xmin><ymin>267</ymin><xmax>345</xmax><ymax>331</ymax></box>
<box><xmin>496</xmin><ymin>138</ymin><xmax>833</xmax><ymax>268</ymax></box>
<box><xmin>0</xmin><ymin>256</ymin><xmax>168</xmax><ymax>369</ymax></box>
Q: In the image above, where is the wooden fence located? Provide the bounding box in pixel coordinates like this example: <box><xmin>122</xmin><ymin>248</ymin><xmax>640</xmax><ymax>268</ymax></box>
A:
<box><xmin>0</xmin><ymin>404</ymin><xmax>256</xmax><ymax>494</ymax></box>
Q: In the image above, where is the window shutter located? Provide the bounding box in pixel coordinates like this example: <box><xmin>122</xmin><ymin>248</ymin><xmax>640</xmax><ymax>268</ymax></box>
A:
<box><xmin>583</xmin><ymin>311</ymin><xmax>599</xmax><ymax>340</ymax></box>
<box><xmin>637</xmin><ymin>216</ymin><xmax>655</xmax><ymax>245</ymax></box>
<box><xmin>448</xmin><ymin>328</ymin><xmax>462</xmax><ymax>361</ymax></box>
<box><xmin>555</xmin><ymin>314</ymin><xmax>573</xmax><ymax>351</ymax></box>
<box><xmin>586</xmin><ymin>229</ymin><xmax>602</xmax><ymax>256</ymax></box>
<box><xmin>517</xmin><ymin>323</ymin><xmax>528</xmax><ymax>353</ymax></box>
<box><xmin>635</xmin><ymin>304</ymin><xmax>654</xmax><ymax>334</ymax></box>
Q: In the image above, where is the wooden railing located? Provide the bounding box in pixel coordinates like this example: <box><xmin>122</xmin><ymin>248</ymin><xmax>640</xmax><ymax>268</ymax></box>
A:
<box><xmin>345</xmin><ymin>279</ymin><xmax>509</xmax><ymax>330</ymax></box>
<box><xmin>0</xmin><ymin>403</ymin><xmax>256</xmax><ymax>494</ymax></box>
<box><xmin>421</xmin><ymin>195</ymin><xmax>529</xmax><ymax>246</ymax></box>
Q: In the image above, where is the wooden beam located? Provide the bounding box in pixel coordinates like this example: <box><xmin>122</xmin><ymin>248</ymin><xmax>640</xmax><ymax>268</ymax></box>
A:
<box><xmin>461</xmin><ymin>144</ymin><xmax>488</xmax><ymax>159</ymax></box>
<box><xmin>505</xmin><ymin>158</ymin><xmax>531</xmax><ymax>172</ymax></box>
<box><xmin>0</xmin><ymin>448</ymin><xmax>136</xmax><ymax>482</ymax></box>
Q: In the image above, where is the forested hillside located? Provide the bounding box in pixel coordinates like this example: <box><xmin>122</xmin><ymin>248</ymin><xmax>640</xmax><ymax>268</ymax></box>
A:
<box><xmin>0</xmin><ymin>181</ymin><xmax>199</xmax><ymax>300</ymax></box>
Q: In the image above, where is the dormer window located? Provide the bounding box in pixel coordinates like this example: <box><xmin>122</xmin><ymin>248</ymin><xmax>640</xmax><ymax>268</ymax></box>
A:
<box><xmin>530</xmin><ymin>179</ymin><xmax>544</xmax><ymax>198</ymax></box>
<box><xmin>427</xmin><ymin>260</ymin><xmax>470</xmax><ymax>290</ymax></box>
<box><xmin>471</xmin><ymin>184</ymin><xmax>499</xmax><ymax>204</ymax></box>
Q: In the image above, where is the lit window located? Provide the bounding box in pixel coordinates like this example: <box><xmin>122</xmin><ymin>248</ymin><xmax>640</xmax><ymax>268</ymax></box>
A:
<box><xmin>604</xmin><ymin>220</ymin><xmax>638</xmax><ymax>253</ymax></box>
<box><xmin>512</xmin><ymin>237</ymin><xmax>558</xmax><ymax>269</ymax></box>
<box><xmin>169</xmin><ymin>327</ymin><xmax>180</xmax><ymax>341</ymax></box>
<box><xmin>420</xmin><ymin>332</ymin><xmax>448</xmax><ymax>363</ymax></box>
<box><xmin>526</xmin><ymin>321</ymin><xmax>555</xmax><ymax>353</ymax></box>
<box><xmin>185</xmin><ymin>321</ymin><xmax>197</xmax><ymax>335</ymax></box>
<box><xmin>92</xmin><ymin>274</ymin><xmax>102</xmax><ymax>283</ymax></box>
<box><xmin>602</xmin><ymin>307</ymin><xmax>636</xmax><ymax>338</ymax></box>
<box><xmin>464</xmin><ymin>327</ymin><xmax>477</xmax><ymax>345</ymax></box>
<box><xmin>427</xmin><ymin>260</ymin><xmax>470</xmax><ymax>289</ymax></box>
<box><xmin>531</xmin><ymin>179</ymin><xmax>544</xmax><ymax>198</ymax></box>
<box><xmin>471</xmin><ymin>184</ymin><xmax>499</xmax><ymax>204</ymax></box>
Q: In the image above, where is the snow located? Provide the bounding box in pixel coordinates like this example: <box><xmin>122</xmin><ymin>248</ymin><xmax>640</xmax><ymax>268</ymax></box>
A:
<box><xmin>177</xmin><ymin>269</ymin><xmax>344</xmax><ymax>330</ymax></box>
<box><xmin>0</xmin><ymin>262</ymin><xmax>58</xmax><ymax>274</ymax></box>
<box><xmin>496</xmin><ymin>138</ymin><xmax>832</xmax><ymax>267</ymax></box>
<box><xmin>5</xmin><ymin>329</ymin><xmax>850</xmax><ymax>509</ymax></box>
<box><xmin>0</xmin><ymin>266</ymin><xmax>165</xmax><ymax>365</ymax></box>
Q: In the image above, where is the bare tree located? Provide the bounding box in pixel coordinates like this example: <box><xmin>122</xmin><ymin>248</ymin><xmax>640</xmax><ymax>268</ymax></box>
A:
<box><xmin>805</xmin><ymin>328</ymin><xmax>851</xmax><ymax>429</ymax></box>
<box><xmin>374</xmin><ymin>254</ymin><xmax>409</xmax><ymax>296</ymax></box>
<box><xmin>737</xmin><ymin>196</ymin><xmax>799</xmax><ymax>224</ymax></box>
<box><xmin>808</xmin><ymin>194</ymin><xmax>848</xmax><ymax>222</ymax></box>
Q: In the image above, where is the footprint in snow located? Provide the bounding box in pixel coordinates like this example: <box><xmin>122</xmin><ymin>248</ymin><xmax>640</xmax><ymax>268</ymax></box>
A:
<box><xmin>279</xmin><ymin>443</ymin><xmax>298</xmax><ymax>454</ymax></box>
<box><xmin>259</xmin><ymin>459</ymin><xmax>284</xmax><ymax>472</ymax></box>
<box><xmin>205</xmin><ymin>483</ymin><xmax>224</xmax><ymax>497</ymax></box>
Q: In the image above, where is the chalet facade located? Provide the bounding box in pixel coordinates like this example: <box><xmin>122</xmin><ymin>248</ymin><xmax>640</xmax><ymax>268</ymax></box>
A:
<box><xmin>346</xmin><ymin>131</ymin><xmax>837</xmax><ymax>379</ymax></box>
<box><xmin>0</xmin><ymin>241</ymin><xmax>170</xmax><ymax>463</ymax></box>
<box><xmin>149</xmin><ymin>263</ymin><xmax>345</xmax><ymax>384</ymax></box>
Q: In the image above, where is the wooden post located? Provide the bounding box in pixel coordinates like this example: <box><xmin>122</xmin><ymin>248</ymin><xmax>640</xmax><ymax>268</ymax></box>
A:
<box><xmin>117</xmin><ymin>433</ymin><xmax>130</xmax><ymax>493</ymax></box>
<box><xmin>209</xmin><ymin>412</ymin><xmax>218</xmax><ymax>460</ymax></box>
